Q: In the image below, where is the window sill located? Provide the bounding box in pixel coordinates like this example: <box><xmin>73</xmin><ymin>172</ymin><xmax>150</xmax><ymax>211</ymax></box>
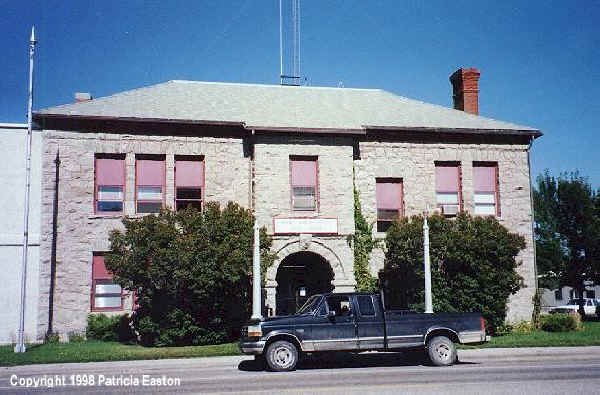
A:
<box><xmin>89</xmin><ymin>214</ymin><xmax>124</xmax><ymax>220</ymax></box>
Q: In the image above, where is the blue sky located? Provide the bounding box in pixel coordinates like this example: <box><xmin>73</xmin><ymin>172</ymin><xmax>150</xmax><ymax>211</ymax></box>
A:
<box><xmin>1</xmin><ymin>0</ymin><xmax>599</xmax><ymax>186</ymax></box>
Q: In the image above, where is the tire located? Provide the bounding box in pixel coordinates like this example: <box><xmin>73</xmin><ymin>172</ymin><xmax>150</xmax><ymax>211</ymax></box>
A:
<box><xmin>265</xmin><ymin>340</ymin><xmax>299</xmax><ymax>372</ymax></box>
<box><xmin>426</xmin><ymin>335</ymin><xmax>457</xmax><ymax>367</ymax></box>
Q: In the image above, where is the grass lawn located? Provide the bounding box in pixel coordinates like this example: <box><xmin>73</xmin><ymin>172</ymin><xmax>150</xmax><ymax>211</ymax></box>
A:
<box><xmin>3</xmin><ymin>322</ymin><xmax>600</xmax><ymax>366</ymax></box>
<box><xmin>461</xmin><ymin>321</ymin><xmax>600</xmax><ymax>349</ymax></box>
<box><xmin>0</xmin><ymin>341</ymin><xmax>240</xmax><ymax>367</ymax></box>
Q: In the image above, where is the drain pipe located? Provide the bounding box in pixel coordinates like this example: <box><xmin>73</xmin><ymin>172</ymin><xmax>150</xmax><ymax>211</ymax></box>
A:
<box><xmin>250</xmin><ymin>129</ymin><xmax>262</xmax><ymax>320</ymax></box>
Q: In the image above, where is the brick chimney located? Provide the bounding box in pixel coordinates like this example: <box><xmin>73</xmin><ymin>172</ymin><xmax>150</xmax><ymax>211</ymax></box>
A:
<box><xmin>75</xmin><ymin>92</ymin><xmax>92</xmax><ymax>102</ymax></box>
<box><xmin>449</xmin><ymin>68</ymin><xmax>480</xmax><ymax>115</ymax></box>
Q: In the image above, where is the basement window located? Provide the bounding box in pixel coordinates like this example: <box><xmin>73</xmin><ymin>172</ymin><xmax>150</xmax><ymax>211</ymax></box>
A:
<box><xmin>91</xmin><ymin>254</ymin><xmax>122</xmax><ymax>311</ymax></box>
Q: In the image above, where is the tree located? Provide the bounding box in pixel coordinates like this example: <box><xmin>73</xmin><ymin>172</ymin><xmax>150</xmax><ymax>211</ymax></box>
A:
<box><xmin>534</xmin><ymin>171</ymin><xmax>600</xmax><ymax>314</ymax></box>
<box><xmin>380</xmin><ymin>213</ymin><xmax>525</xmax><ymax>333</ymax></box>
<box><xmin>105</xmin><ymin>202</ymin><xmax>276</xmax><ymax>346</ymax></box>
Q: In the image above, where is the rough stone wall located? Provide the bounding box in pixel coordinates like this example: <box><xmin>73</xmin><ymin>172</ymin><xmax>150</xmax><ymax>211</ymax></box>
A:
<box><xmin>354</xmin><ymin>139</ymin><xmax>536</xmax><ymax>322</ymax></box>
<box><xmin>37</xmin><ymin>129</ymin><xmax>537</xmax><ymax>335</ymax></box>
<box><xmin>37</xmin><ymin>130</ymin><xmax>250</xmax><ymax>338</ymax></box>
<box><xmin>253</xmin><ymin>135</ymin><xmax>356</xmax><ymax>313</ymax></box>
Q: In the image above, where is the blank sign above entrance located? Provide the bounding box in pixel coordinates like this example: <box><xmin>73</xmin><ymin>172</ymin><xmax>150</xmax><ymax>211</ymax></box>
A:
<box><xmin>273</xmin><ymin>217</ymin><xmax>338</xmax><ymax>235</ymax></box>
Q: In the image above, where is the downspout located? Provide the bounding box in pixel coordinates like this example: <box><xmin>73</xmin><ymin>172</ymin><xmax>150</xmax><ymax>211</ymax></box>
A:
<box><xmin>527</xmin><ymin>136</ymin><xmax>540</xmax><ymax>310</ymax></box>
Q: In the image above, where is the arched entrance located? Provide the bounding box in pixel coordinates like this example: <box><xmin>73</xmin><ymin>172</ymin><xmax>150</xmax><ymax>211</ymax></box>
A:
<box><xmin>275</xmin><ymin>251</ymin><xmax>334</xmax><ymax>315</ymax></box>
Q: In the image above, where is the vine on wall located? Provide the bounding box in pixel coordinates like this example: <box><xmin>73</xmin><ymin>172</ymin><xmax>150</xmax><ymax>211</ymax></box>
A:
<box><xmin>347</xmin><ymin>179</ymin><xmax>379</xmax><ymax>292</ymax></box>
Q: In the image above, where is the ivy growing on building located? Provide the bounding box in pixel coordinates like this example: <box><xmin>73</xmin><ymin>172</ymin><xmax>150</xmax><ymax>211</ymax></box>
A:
<box><xmin>347</xmin><ymin>183</ymin><xmax>379</xmax><ymax>293</ymax></box>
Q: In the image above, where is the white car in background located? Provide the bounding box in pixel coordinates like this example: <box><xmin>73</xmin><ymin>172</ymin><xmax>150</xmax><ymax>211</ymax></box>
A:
<box><xmin>550</xmin><ymin>298</ymin><xmax>598</xmax><ymax>317</ymax></box>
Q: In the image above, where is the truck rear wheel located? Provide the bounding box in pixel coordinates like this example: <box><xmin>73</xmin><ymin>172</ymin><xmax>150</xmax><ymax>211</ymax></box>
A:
<box><xmin>265</xmin><ymin>340</ymin><xmax>299</xmax><ymax>372</ymax></box>
<box><xmin>426</xmin><ymin>335</ymin><xmax>456</xmax><ymax>367</ymax></box>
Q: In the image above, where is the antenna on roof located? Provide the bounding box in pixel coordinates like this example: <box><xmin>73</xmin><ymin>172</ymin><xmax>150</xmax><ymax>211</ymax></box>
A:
<box><xmin>279</xmin><ymin>0</ymin><xmax>301</xmax><ymax>86</ymax></box>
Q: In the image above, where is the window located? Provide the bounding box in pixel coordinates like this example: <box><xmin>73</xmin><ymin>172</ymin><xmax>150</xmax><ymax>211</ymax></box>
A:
<box><xmin>555</xmin><ymin>289</ymin><xmax>563</xmax><ymax>301</ymax></box>
<box><xmin>91</xmin><ymin>254</ymin><xmax>122</xmax><ymax>311</ymax></box>
<box><xmin>175</xmin><ymin>157</ymin><xmax>204</xmax><ymax>211</ymax></box>
<box><xmin>136</xmin><ymin>156</ymin><xmax>165</xmax><ymax>213</ymax></box>
<box><xmin>435</xmin><ymin>162</ymin><xmax>462</xmax><ymax>216</ymax></box>
<box><xmin>356</xmin><ymin>295</ymin><xmax>375</xmax><ymax>316</ymax></box>
<box><xmin>326</xmin><ymin>295</ymin><xmax>352</xmax><ymax>317</ymax></box>
<box><xmin>376</xmin><ymin>178</ymin><xmax>403</xmax><ymax>232</ymax></box>
<box><xmin>473</xmin><ymin>162</ymin><xmax>499</xmax><ymax>216</ymax></box>
<box><xmin>587</xmin><ymin>290</ymin><xmax>596</xmax><ymax>299</ymax></box>
<box><xmin>95</xmin><ymin>155</ymin><xmax>125</xmax><ymax>213</ymax></box>
<box><xmin>290</xmin><ymin>157</ymin><xmax>318</xmax><ymax>211</ymax></box>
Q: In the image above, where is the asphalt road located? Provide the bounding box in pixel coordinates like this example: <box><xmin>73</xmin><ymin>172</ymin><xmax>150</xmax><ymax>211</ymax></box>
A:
<box><xmin>2</xmin><ymin>347</ymin><xmax>600</xmax><ymax>394</ymax></box>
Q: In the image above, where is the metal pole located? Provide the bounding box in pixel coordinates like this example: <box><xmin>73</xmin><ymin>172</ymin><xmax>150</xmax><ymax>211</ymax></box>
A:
<box><xmin>279</xmin><ymin>0</ymin><xmax>283</xmax><ymax>84</ymax></box>
<box><xmin>251</xmin><ymin>220</ymin><xmax>262</xmax><ymax>320</ymax></box>
<box><xmin>423</xmin><ymin>214</ymin><xmax>433</xmax><ymax>314</ymax></box>
<box><xmin>15</xmin><ymin>26</ymin><xmax>37</xmax><ymax>353</ymax></box>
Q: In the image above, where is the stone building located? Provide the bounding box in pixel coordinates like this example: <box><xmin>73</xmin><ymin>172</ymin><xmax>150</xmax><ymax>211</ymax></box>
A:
<box><xmin>32</xmin><ymin>68</ymin><xmax>541</xmax><ymax>339</ymax></box>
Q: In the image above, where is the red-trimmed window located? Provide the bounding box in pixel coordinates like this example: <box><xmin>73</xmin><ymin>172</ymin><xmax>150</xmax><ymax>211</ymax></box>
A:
<box><xmin>95</xmin><ymin>155</ymin><xmax>125</xmax><ymax>213</ymax></box>
<box><xmin>91</xmin><ymin>254</ymin><xmax>122</xmax><ymax>311</ymax></box>
<box><xmin>175</xmin><ymin>156</ymin><xmax>204</xmax><ymax>211</ymax></box>
<box><xmin>473</xmin><ymin>162</ymin><xmax>500</xmax><ymax>216</ymax></box>
<box><xmin>435</xmin><ymin>162</ymin><xmax>462</xmax><ymax>217</ymax></box>
<box><xmin>136</xmin><ymin>156</ymin><xmax>165</xmax><ymax>213</ymax></box>
<box><xmin>376</xmin><ymin>178</ymin><xmax>404</xmax><ymax>232</ymax></box>
<box><xmin>290</xmin><ymin>157</ymin><xmax>318</xmax><ymax>211</ymax></box>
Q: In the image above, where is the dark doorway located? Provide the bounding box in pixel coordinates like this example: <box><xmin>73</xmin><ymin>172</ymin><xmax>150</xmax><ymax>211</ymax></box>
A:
<box><xmin>276</xmin><ymin>252</ymin><xmax>334</xmax><ymax>315</ymax></box>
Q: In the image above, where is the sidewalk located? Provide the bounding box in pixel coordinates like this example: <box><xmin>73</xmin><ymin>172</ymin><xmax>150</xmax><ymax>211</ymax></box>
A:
<box><xmin>4</xmin><ymin>346</ymin><xmax>600</xmax><ymax>373</ymax></box>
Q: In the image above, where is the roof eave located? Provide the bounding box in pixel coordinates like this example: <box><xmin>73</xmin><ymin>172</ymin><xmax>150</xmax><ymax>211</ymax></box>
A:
<box><xmin>363</xmin><ymin>125</ymin><xmax>543</xmax><ymax>138</ymax></box>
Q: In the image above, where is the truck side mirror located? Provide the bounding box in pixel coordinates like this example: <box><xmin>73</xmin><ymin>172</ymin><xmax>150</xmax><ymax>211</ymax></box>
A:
<box><xmin>327</xmin><ymin>310</ymin><xmax>336</xmax><ymax>319</ymax></box>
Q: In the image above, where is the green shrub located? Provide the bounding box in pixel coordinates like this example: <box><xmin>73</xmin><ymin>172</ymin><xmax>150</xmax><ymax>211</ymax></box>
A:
<box><xmin>68</xmin><ymin>332</ymin><xmax>86</xmax><ymax>342</ymax></box>
<box><xmin>540</xmin><ymin>313</ymin><xmax>580</xmax><ymax>332</ymax></box>
<box><xmin>44</xmin><ymin>332</ymin><xmax>60</xmax><ymax>344</ymax></box>
<box><xmin>380</xmin><ymin>213</ymin><xmax>525</xmax><ymax>334</ymax></box>
<box><xmin>106</xmin><ymin>203</ymin><xmax>276</xmax><ymax>347</ymax></box>
<box><xmin>87</xmin><ymin>314</ymin><xmax>134</xmax><ymax>342</ymax></box>
<box><xmin>511</xmin><ymin>321</ymin><xmax>535</xmax><ymax>334</ymax></box>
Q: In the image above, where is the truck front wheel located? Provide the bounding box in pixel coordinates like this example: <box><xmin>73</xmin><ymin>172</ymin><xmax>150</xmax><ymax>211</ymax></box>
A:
<box><xmin>426</xmin><ymin>335</ymin><xmax>457</xmax><ymax>367</ymax></box>
<box><xmin>265</xmin><ymin>340</ymin><xmax>299</xmax><ymax>371</ymax></box>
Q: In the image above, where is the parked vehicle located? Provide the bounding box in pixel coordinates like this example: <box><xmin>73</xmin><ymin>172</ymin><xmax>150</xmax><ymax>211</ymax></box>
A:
<box><xmin>550</xmin><ymin>298</ymin><xmax>599</xmax><ymax>317</ymax></box>
<box><xmin>240</xmin><ymin>292</ymin><xmax>488</xmax><ymax>371</ymax></box>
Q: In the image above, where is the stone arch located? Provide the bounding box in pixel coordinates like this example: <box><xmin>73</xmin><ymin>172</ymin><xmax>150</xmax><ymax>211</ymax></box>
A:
<box><xmin>267</xmin><ymin>238</ymin><xmax>346</xmax><ymax>284</ymax></box>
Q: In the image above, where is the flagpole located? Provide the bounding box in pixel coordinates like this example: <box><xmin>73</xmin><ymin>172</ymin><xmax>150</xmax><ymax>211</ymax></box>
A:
<box><xmin>251</xmin><ymin>220</ymin><xmax>262</xmax><ymax>320</ymax></box>
<box><xmin>15</xmin><ymin>26</ymin><xmax>37</xmax><ymax>353</ymax></box>
<box><xmin>423</xmin><ymin>211</ymin><xmax>433</xmax><ymax>314</ymax></box>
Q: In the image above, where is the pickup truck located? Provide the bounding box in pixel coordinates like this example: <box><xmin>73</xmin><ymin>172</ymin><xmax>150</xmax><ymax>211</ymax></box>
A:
<box><xmin>240</xmin><ymin>292</ymin><xmax>488</xmax><ymax>371</ymax></box>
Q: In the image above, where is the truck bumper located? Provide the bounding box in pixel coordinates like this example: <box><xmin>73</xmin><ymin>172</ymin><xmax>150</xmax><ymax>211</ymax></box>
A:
<box><xmin>239</xmin><ymin>340</ymin><xmax>266</xmax><ymax>355</ymax></box>
<box><xmin>458</xmin><ymin>330</ymin><xmax>488</xmax><ymax>344</ymax></box>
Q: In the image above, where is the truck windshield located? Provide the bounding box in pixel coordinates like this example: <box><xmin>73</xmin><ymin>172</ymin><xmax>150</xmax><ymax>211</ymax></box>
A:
<box><xmin>296</xmin><ymin>295</ymin><xmax>321</xmax><ymax>314</ymax></box>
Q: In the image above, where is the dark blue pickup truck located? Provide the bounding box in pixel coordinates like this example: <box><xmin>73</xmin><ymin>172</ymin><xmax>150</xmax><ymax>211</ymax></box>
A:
<box><xmin>240</xmin><ymin>292</ymin><xmax>488</xmax><ymax>371</ymax></box>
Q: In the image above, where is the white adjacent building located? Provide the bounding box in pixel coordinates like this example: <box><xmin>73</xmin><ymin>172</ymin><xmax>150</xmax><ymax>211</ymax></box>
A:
<box><xmin>0</xmin><ymin>123</ymin><xmax>42</xmax><ymax>344</ymax></box>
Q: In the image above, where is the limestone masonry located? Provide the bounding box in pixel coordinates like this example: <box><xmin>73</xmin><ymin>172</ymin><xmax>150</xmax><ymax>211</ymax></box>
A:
<box><xmin>31</xmin><ymin>72</ymin><xmax>541</xmax><ymax>340</ymax></box>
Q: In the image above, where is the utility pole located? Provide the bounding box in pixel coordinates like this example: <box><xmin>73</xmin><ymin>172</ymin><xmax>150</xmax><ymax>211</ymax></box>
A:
<box><xmin>423</xmin><ymin>212</ymin><xmax>433</xmax><ymax>314</ymax></box>
<box><xmin>15</xmin><ymin>26</ymin><xmax>37</xmax><ymax>353</ymax></box>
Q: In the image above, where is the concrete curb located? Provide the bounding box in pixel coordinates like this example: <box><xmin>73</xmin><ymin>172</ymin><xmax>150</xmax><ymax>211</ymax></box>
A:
<box><xmin>4</xmin><ymin>346</ymin><xmax>600</xmax><ymax>372</ymax></box>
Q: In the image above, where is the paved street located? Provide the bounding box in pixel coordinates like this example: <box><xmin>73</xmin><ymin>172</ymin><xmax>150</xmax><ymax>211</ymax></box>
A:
<box><xmin>2</xmin><ymin>347</ymin><xmax>600</xmax><ymax>394</ymax></box>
